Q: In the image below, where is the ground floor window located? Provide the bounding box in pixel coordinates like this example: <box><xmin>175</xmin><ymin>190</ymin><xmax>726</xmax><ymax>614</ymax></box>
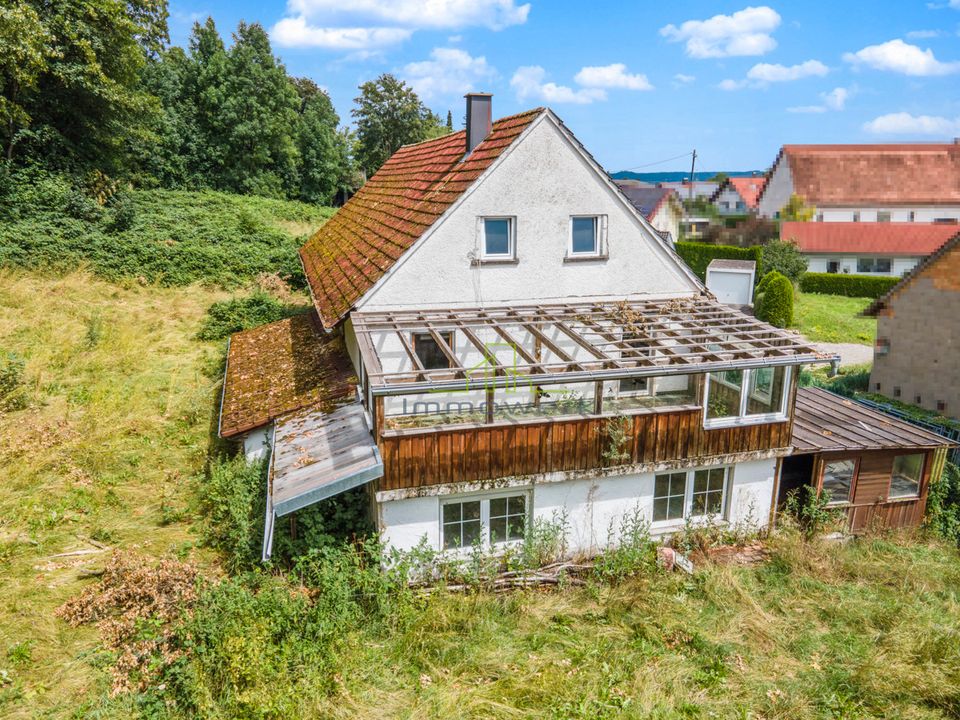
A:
<box><xmin>441</xmin><ymin>493</ymin><xmax>528</xmax><ymax>550</ymax></box>
<box><xmin>821</xmin><ymin>459</ymin><xmax>855</xmax><ymax>505</ymax></box>
<box><xmin>653</xmin><ymin>466</ymin><xmax>730</xmax><ymax>523</ymax></box>
<box><xmin>890</xmin><ymin>454</ymin><xmax>923</xmax><ymax>499</ymax></box>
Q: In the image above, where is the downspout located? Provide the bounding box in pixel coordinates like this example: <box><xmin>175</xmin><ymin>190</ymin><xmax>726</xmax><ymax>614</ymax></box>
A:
<box><xmin>260</xmin><ymin>422</ymin><xmax>277</xmax><ymax>562</ymax></box>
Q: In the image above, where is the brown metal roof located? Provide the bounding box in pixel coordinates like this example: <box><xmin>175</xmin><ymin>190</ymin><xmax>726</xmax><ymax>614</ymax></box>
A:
<box><xmin>791</xmin><ymin>386</ymin><xmax>950</xmax><ymax>454</ymax></box>
<box><xmin>219</xmin><ymin>313</ymin><xmax>357</xmax><ymax>438</ymax></box>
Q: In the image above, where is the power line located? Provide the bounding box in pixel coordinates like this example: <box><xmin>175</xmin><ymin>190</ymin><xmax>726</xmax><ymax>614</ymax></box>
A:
<box><xmin>620</xmin><ymin>150</ymin><xmax>695</xmax><ymax>172</ymax></box>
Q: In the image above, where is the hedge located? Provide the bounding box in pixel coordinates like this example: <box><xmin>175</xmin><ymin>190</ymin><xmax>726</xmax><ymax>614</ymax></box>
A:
<box><xmin>755</xmin><ymin>271</ymin><xmax>794</xmax><ymax>328</ymax></box>
<box><xmin>799</xmin><ymin>272</ymin><xmax>900</xmax><ymax>299</ymax></box>
<box><xmin>674</xmin><ymin>241</ymin><xmax>763</xmax><ymax>282</ymax></box>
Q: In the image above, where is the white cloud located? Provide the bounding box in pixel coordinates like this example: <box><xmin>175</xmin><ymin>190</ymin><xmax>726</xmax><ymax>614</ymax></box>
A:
<box><xmin>573</xmin><ymin>64</ymin><xmax>653</xmax><ymax>91</ymax></box>
<box><xmin>786</xmin><ymin>86</ymin><xmax>849</xmax><ymax>114</ymax></box>
<box><xmin>271</xmin><ymin>18</ymin><xmax>412</xmax><ymax>49</ymax></box>
<box><xmin>746</xmin><ymin>59</ymin><xmax>829</xmax><ymax>82</ymax></box>
<box><xmin>863</xmin><ymin>112</ymin><xmax>960</xmax><ymax>135</ymax></box>
<box><xmin>720</xmin><ymin>59</ymin><xmax>828</xmax><ymax>90</ymax></box>
<box><xmin>402</xmin><ymin>48</ymin><xmax>496</xmax><ymax>99</ymax></box>
<box><xmin>273</xmin><ymin>0</ymin><xmax>529</xmax><ymax>50</ymax></box>
<box><xmin>510</xmin><ymin>66</ymin><xmax>606</xmax><ymax>105</ymax></box>
<box><xmin>843</xmin><ymin>39</ymin><xmax>960</xmax><ymax>76</ymax></box>
<box><xmin>906</xmin><ymin>29</ymin><xmax>944</xmax><ymax>39</ymax></box>
<box><xmin>660</xmin><ymin>6</ymin><xmax>781</xmax><ymax>59</ymax></box>
<box><xmin>673</xmin><ymin>73</ymin><xmax>696</xmax><ymax>84</ymax></box>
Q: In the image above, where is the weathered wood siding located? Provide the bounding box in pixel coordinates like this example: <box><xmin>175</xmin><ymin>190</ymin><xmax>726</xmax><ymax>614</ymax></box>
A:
<box><xmin>378</xmin><ymin>407</ymin><xmax>793</xmax><ymax>491</ymax></box>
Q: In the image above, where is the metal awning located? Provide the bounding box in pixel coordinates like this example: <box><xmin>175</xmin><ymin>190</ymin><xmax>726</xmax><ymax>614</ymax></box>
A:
<box><xmin>351</xmin><ymin>296</ymin><xmax>837</xmax><ymax>395</ymax></box>
<box><xmin>262</xmin><ymin>402</ymin><xmax>382</xmax><ymax>560</ymax></box>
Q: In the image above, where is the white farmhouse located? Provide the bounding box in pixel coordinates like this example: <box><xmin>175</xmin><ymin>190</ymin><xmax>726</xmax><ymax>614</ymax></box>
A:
<box><xmin>757</xmin><ymin>143</ymin><xmax>960</xmax><ymax>222</ymax></box>
<box><xmin>219</xmin><ymin>96</ymin><xmax>840</xmax><ymax>560</ymax></box>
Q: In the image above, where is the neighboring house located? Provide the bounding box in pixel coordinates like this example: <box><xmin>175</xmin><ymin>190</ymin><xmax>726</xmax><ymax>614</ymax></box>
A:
<box><xmin>781</xmin><ymin>221</ymin><xmax>960</xmax><ymax>276</ymax></box>
<box><xmin>679</xmin><ymin>216</ymin><xmax>711</xmax><ymax>239</ymax></box>
<box><xmin>781</xmin><ymin>388</ymin><xmax>952</xmax><ymax>533</ymax></box>
<box><xmin>757</xmin><ymin>142</ymin><xmax>960</xmax><ymax>221</ymax></box>
<box><xmin>615</xmin><ymin>184</ymin><xmax>683</xmax><ymax>242</ymax></box>
<box><xmin>659</xmin><ymin>180</ymin><xmax>719</xmax><ymax>201</ymax></box>
<box><xmin>219</xmin><ymin>94</ymin><xmax>856</xmax><ymax>560</ymax></box>
<box><xmin>865</xmin><ymin>232</ymin><xmax>960</xmax><ymax>418</ymax></box>
<box><xmin>711</xmin><ymin>176</ymin><xmax>766</xmax><ymax>215</ymax></box>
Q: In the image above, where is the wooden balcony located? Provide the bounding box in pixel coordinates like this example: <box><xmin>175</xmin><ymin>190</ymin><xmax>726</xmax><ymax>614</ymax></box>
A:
<box><xmin>377</xmin><ymin>405</ymin><xmax>792</xmax><ymax>492</ymax></box>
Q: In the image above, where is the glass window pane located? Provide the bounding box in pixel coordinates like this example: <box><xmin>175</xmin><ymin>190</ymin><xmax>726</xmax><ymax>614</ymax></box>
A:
<box><xmin>489</xmin><ymin>517</ymin><xmax>506</xmax><ymax>543</ymax></box>
<box><xmin>655</xmin><ymin>475</ymin><xmax>670</xmax><ymax>498</ymax></box>
<box><xmin>653</xmin><ymin>497</ymin><xmax>668</xmax><ymax>522</ymax></box>
<box><xmin>462</xmin><ymin>519</ymin><xmax>482</xmax><ymax>546</ymax></box>
<box><xmin>890</xmin><ymin>454</ymin><xmax>923</xmax><ymax>498</ymax></box>
<box><xmin>694</xmin><ymin>469</ymin><xmax>709</xmax><ymax>493</ymax></box>
<box><xmin>571</xmin><ymin>217</ymin><xmax>597</xmax><ymax>254</ymax></box>
<box><xmin>706</xmin><ymin>490</ymin><xmax>723</xmax><ymax>514</ymax></box>
<box><xmin>413</xmin><ymin>332</ymin><xmax>453</xmax><ymax>370</ymax></box>
<box><xmin>490</xmin><ymin>497</ymin><xmax>506</xmax><ymax>517</ymax></box>
<box><xmin>507</xmin><ymin>514</ymin><xmax>526</xmax><ymax>540</ymax></box>
<box><xmin>668</xmin><ymin>495</ymin><xmax>684</xmax><ymax>520</ymax></box>
<box><xmin>509</xmin><ymin>495</ymin><xmax>525</xmax><ymax>515</ymax></box>
<box><xmin>463</xmin><ymin>500</ymin><xmax>481</xmax><ymax>521</ymax></box>
<box><xmin>709</xmin><ymin>468</ymin><xmax>725</xmax><ymax>489</ymax></box>
<box><xmin>706</xmin><ymin>371</ymin><xmax>742</xmax><ymax>420</ymax></box>
<box><xmin>822</xmin><ymin>460</ymin><xmax>855</xmax><ymax>504</ymax></box>
<box><xmin>692</xmin><ymin>492</ymin><xmax>706</xmax><ymax>516</ymax></box>
<box><xmin>484</xmin><ymin>218</ymin><xmax>511</xmax><ymax>256</ymax></box>
<box><xmin>746</xmin><ymin>366</ymin><xmax>787</xmax><ymax>416</ymax></box>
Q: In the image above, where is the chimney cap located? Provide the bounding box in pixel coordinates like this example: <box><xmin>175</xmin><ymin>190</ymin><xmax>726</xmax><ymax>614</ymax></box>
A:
<box><xmin>464</xmin><ymin>92</ymin><xmax>494</xmax><ymax>97</ymax></box>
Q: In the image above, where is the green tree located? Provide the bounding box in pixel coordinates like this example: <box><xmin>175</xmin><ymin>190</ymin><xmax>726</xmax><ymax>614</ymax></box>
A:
<box><xmin>755</xmin><ymin>271</ymin><xmax>794</xmax><ymax>328</ymax></box>
<box><xmin>446</xmin><ymin>109</ymin><xmax>454</xmax><ymax>132</ymax></box>
<box><xmin>293</xmin><ymin>77</ymin><xmax>352</xmax><ymax>204</ymax></box>
<box><xmin>3</xmin><ymin>0</ymin><xmax>165</xmax><ymax>173</ymax></box>
<box><xmin>780</xmin><ymin>193</ymin><xmax>815</xmax><ymax>222</ymax></box>
<box><xmin>761</xmin><ymin>239</ymin><xmax>807</xmax><ymax>283</ymax></box>
<box><xmin>352</xmin><ymin>74</ymin><xmax>439</xmax><ymax>177</ymax></box>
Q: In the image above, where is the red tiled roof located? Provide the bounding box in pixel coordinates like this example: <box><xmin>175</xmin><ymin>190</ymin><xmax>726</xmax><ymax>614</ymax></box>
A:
<box><xmin>725</xmin><ymin>177</ymin><xmax>766</xmax><ymax>209</ymax></box>
<box><xmin>299</xmin><ymin>109</ymin><xmax>544</xmax><ymax>328</ymax></box>
<box><xmin>219</xmin><ymin>313</ymin><xmax>356</xmax><ymax>438</ymax></box>
<box><xmin>781</xmin><ymin>221</ymin><xmax>960</xmax><ymax>256</ymax></box>
<box><xmin>777</xmin><ymin>143</ymin><xmax>960</xmax><ymax>206</ymax></box>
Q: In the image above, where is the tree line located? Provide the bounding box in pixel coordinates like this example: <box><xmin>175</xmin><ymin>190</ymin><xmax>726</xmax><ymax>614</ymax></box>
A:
<box><xmin>0</xmin><ymin>0</ymin><xmax>452</xmax><ymax>204</ymax></box>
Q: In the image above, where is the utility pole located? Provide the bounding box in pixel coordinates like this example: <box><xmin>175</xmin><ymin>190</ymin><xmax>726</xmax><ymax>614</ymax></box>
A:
<box><xmin>688</xmin><ymin>149</ymin><xmax>697</xmax><ymax>201</ymax></box>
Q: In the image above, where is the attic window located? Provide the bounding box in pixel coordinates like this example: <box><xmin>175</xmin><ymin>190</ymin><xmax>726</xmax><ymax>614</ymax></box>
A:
<box><xmin>481</xmin><ymin>217</ymin><xmax>515</xmax><ymax>260</ymax></box>
<box><xmin>568</xmin><ymin>216</ymin><xmax>605</xmax><ymax>257</ymax></box>
<box><xmin>413</xmin><ymin>332</ymin><xmax>455</xmax><ymax>370</ymax></box>
<box><xmin>877</xmin><ymin>211</ymin><xmax>892</xmax><ymax>223</ymax></box>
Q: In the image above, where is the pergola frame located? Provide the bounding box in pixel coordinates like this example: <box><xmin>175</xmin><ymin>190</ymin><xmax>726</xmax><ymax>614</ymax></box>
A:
<box><xmin>351</xmin><ymin>296</ymin><xmax>837</xmax><ymax>397</ymax></box>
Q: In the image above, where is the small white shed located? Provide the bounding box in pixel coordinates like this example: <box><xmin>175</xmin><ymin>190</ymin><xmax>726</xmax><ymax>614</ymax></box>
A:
<box><xmin>706</xmin><ymin>259</ymin><xmax>756</xmax><ymax>307</ymax></box>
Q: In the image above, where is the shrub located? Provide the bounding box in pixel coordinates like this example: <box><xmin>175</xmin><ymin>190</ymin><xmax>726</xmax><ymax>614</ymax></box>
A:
<box><xmin>761</xmin><ymin>239</ymin><xmax>807</xmax><ymax>283</ymax></box>
<box><xmin>755</xmin><ymin>271</ymin><xmax>794</xmax><ymax>327</ymax></box>
<box><xmin>926</xmin><ymin>461</ymin><xmax>960</xmax><ymax>546</ymax></box>
<box><xmin>106</xmin><ymin>193</ymin><xmax>136</xmax><ymax>232</ymax></box>
<box><xmin>200</xmin><ymin>456</ymin><xmax>266</xmax><ymax>572</ymax></box>
<box><xmin>799</xmin><ymin>363</ymin><xmax>870</xmax><ymax>398</ymax></box>
<box><xmin>784</xmin><ymin>485</ymin><xmax>835</xmax><ymax>540</ymax></box>
<box><xmin>675</xmin><ymin>241</ymin><xmax>763</xmax><ymax>281</ymax></box>
<box><xmin>196</xmin><ymin>292</ymin><xmax>309</xmax><ymax>341</ymax></box>
<box><xmin>799</xmin><ymin>272</ymin><xmax>899</xmax><ymax>299</ymax></box>
<box><xmin>0</xmin><ymin>351</ymin><xmax>28</xmax><ymax>411</ymax></box>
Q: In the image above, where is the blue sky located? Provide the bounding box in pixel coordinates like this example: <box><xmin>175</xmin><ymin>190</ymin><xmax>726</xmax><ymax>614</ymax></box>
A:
<box><xmin>166</xmin><ymin>1</ymin><xmax>960</xmax><ymax>172</ymax></box>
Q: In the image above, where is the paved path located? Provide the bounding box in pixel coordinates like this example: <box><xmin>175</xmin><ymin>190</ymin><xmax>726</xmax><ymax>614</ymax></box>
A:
<box><xmin>809</xmin><ymin>342</ymin><xmax>873</xmax><ymax>367</ymax></box>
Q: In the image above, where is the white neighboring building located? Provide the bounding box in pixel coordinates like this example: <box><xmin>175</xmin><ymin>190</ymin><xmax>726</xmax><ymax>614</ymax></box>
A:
<box><xmin>711</xmin><ymin>177</ymin><xmax>766</xmax><ymax>216</ymax></box>
<box><xmin>757</xmin><ymin>143</ymin><xmax>960</xmax><ymax>221</ymax></box>
<box><xmin>781</xmin><ymin>222</ymin><xmax>960</xmax><ymax>277</ymax></box>
<box><xmin>220</xmin><ymin>96</ymin><xmax>837</xmax><ymax>559</ymax></box>
<box><xmin>615</xmin><ymin>184</ymin><xmax>684</xmax><ymax>243</ymax></box>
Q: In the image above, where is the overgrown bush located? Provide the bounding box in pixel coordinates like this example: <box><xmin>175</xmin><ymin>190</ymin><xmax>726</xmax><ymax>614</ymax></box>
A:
<box><xmin>675</xmin><ymin>241</ymin><xmax>763</xmax><ymax>282</ymax></box>
<box><xmin>927</xmin><ymin>461</ymin><xmax>960</xmax><ymax>546</ymax></box>
<box><xmin>760</xmin><ymin>239</ymin><xmax>807</xmax><ymax>283</ymax></box>
<box><xmin>799</xmin><ymin>272</ymin><xmax>899</xmax><ymax>299</ymax></box>
<box><xmin>799</xmin><ymin>363</ymin><xmax>870</xmax><ymax>398</ymax></box>
<box><xmin>196</xmin><ymin>292</ymin><xmax>309</xmax><ymax>341</ymax></box>
<box><xmin>200</xmin><ymin>456</ymin><xmax>266</xmax><ymax>572</ymax></box>
<box><xmin>593</xmin><ymin>507</ymin><xmax>656</xmax><ymax>581</ymax></box>
<box><xmin>0</xmin><ymin>351</ymin><xmax>28</xmax><ymax>411</ymax></box>
<box><xmin>755</xmin><ymin>270</ymin><xmax>794</xmax><ymax>327</ymax></box>
<box><xmin>784</xmin><ymin>485</ymin><xmax>836</xmax><ymax>540</ymax></box>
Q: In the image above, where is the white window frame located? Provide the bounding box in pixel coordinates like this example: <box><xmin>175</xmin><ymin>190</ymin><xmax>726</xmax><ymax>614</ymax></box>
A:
<box><xmin>439</xmin><ymin>489</ymin><xmax>531</xmax><ymax>551</ymax></box>
<box><xmin>479</xmin><ymin>216</ymin><xmax>516</xmax><ymax>260</ymax></box>
<box><xmin>568</xmin><ymin>215</ymin><xmax>605</xmax><ymax>257</ymax></box>
<box><xmin>702</xmin><ymin>366</ymin><xmax>791</xmax><ymax>429</ymax></box>
<box><xmin>652</xmin><ymin>465</ymin><xmax>731</xmax><ymax>527</ymax></box>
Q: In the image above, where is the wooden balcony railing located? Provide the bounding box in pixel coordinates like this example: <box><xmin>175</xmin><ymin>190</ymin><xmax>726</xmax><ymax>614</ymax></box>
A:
<box><xmin>377</xmin><ymin>405</ymin><xmax>793</xmax><ymax>492</ymax></box>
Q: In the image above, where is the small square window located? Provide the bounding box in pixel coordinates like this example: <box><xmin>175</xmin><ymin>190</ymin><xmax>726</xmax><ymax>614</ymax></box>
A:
<box><xmin>413</xmin><ymin>332</ymin><xmax>454</xmax><ymax>370</ymax></box>
<box><xmin>691</xmin><ymin>468</ymin><xmax>726</xmax><ymax>517</ymax></box>
<box><xmin>442</xmin><ymin>501</ymin><xmax>482</xmax><ymax>549</ymax></box>
<box><xmin>915</xmin><ymin>395</ymin><xmax>922</xmax><ymax>405</ymax></box>
<box><xmin>894</xmin><ymin>386</ymin><xmax>901</xmax><ymax>398</ymax></box>
<box><xmin>822</xmin><ymin>459</ymin><xmax>855</xmax><ymax>505</ymax></box>
<box><xmin>875</xmin><ymin>382</ymin><xmax>881</xmax><ymax>392</ymax></box>
<box><xmin>482</xmin><ymin>217</ymin><xmax>514</xmax><ymax>259</ymax></box>
<box><xmin>877</xmin><ymin>211</ymin><xmax>891</xmax><ymax>223</ymax></box>
<box><xmin>489</xmin><ymin>495</ymin><xmax>526</xmax><ymax>544</ymax></box>
<box><xmin>908</xmin><ymin>211</ymin><xmax>916</xmax><ymax>222</ymax></box>
<box><xmin>570</xmin><ymin>216</ymin><xmax>600</xmax><ymax>256</ymax></box>
<box><xmin>937</xmin><ymin>400</ymin><xmax>947</xmax><ymax>413</ymax></box>
<box><xmin>890</xmin><ymin>454</ymin><xmax>923</xmax><ymax>499</ymax></box>
<box><xmin>876</xmin><ymin>338</ymin><xmax>890</xmax><ymax>356</ymax></box>
<box><xmin>653</xmin><ymin>472</ymin><xmax>687</xmax><ymax>521</ymax></box>
<box><xmin>852</xmin><ymin>211</ymin><xmax>860</xmax><ymax>222</ymax></box>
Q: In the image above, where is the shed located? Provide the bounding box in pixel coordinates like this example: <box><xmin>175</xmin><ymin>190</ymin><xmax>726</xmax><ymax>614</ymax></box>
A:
<box><xmin>778</xmin><ymin>387</ymin><xmax>953</xmax><ymax>532</ymax></box>
<box><xmin>706</xmin><ymin>259</ymin><xmax>756</xmax><ymax>307</ymax></box>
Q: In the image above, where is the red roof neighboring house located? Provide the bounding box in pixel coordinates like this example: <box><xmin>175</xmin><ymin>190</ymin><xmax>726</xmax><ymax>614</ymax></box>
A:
<box><xmin>763</xmin><ymin>143</ymin><xmax>960</xmax><ymax>207</ymax></box>
<box><xmin>723</xmin><ymin>177</ymin><xmax>766</xmax><ymax>210</ymax></box>
<box><xmin>299</xmin><ymin>108</ymin><xmax>544</xmax><ymax>329</ymax></box>
<box><xmin>781</xmin><ymin>221</ymin><xmax>960</xmax><ymax>256</ymax></box>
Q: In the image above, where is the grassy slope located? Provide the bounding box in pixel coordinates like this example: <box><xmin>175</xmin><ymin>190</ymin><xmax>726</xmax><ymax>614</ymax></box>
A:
<box><xmin>792</xmin><ymin>292</ymin><xmax>876</xmax><ymax>345</ymax></box>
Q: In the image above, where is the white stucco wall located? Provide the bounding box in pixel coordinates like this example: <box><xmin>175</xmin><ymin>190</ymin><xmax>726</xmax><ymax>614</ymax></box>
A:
<box><xmin>355</xmin><ymin>116</ymin><xmax>700</xmax><ymax>314</ymax></box>
<box><xmin>757</xmin><ymin>157</ymin><xmax>793</xmax><ymax>218</ymax></box>
<box><xmin>241</xmin><ymin>425</ymin><xmax>271</xmax><ymax>462</ymax></box>
<box><xmin>819</xmin><ymin>207</ymin><xmax>960</xmax><ymax>222</ymax></box>
<box><xmin>377</xmin><ymin>457</ymin><xmax>777</xmax><ymax>556</ymax></box>
<box><xmin>649</xmin><ymin>202</ymin><xmax>682</xmax><ymax>243</ymax></box>
<box><xmin>804</xmin><ymin>254</ymin><xmax>921</xmax><ymax>276</ymax></box>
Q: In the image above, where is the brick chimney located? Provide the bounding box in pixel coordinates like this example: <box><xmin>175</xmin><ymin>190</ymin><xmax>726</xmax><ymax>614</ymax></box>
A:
<box><xmin>465</xmin><ymin>93</ymin><xmax>493</xmax><ymax>155</ymax></box>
